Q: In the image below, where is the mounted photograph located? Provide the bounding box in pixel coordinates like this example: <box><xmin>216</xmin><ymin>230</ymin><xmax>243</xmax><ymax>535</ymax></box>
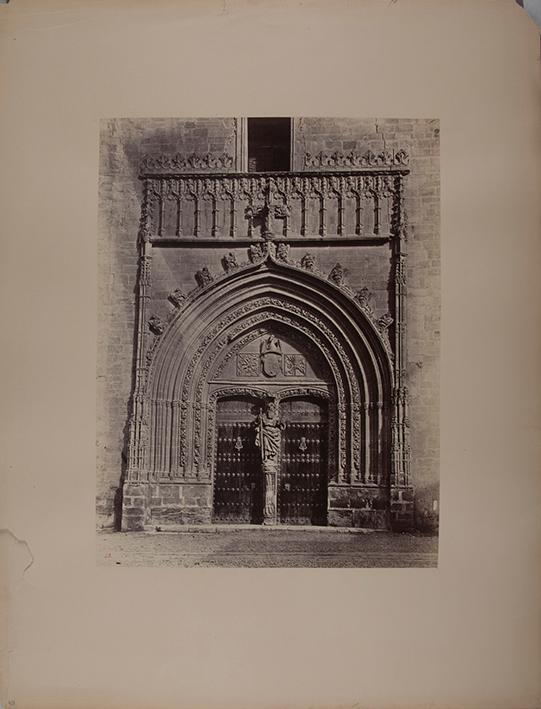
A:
<box><xmin>97</xmin><ymin>117</ymin><xmax>440</xmax><ymax>567</ymax></box>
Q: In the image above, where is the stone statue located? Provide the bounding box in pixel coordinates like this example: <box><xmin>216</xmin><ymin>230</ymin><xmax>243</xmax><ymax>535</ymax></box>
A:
<box><xmin>248</xmin><ymin>243</ymin><xmax>264</xmax><ymax>262</ymax></box>
<box><xmin>222</xmin><ymin>252</ymin><xmax>238</xmax><ymax>273</ymax></box>
<box><xmin>377</xmin><ymin>312</ymin><xmax>394</xmax><ymax>330</ymax></box>
<box><xmin>328</xmin><ymin>262</ymin><xmax>346</xmax><ymax>286</ymax></box>
<box><xmin>169</xmin><ymin>288</ymin><xmax>186</xmax><ymax>309</ymax></box>
<box><xmin>355</xmin><ymin>287</ymin><xmax>374</xmax><ymax>316</ymax></box>
<box><xmin>255</xmin><ymin>398</ymin><xmax>285</xmax><ymax>524</ymax></box>
<box><xmin>148</xmin><ymin>315</ymin><xmax>165</xmax><ymax>335</ymax></box>
<box><xmin>300</xmin><ymin>253</ymin><xmax>316</xmax><ymax>271</ymax></box>
<box><xmin>195</xmin><ymin>266</ymin><xmax>213</xmax><ymax>287</ymax></box>
<box><xmin>276</xmin><ymin>242</ymin><xmax>290</xmax><ymax>262</ymax></box>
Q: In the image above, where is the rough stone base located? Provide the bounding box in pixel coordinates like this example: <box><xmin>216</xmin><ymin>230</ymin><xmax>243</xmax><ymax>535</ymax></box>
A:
<box><xmin>328</xmin><ymin>484</ymin><xmax>391</xmax><ymax>529</ymax></box>
<box><xmin>390</xmin><ymin>485</ymin><xmax>415</xmax><ymax>531</ymax></box>
<box><xmin>122</xmin><ymin>481</ymin><xmax>212</xmax><ymax>531</ymax></box>
<box><xmin>121</xmin><ymin>481</ymin><xmax>415</xmax><ymax>531</ymax></box>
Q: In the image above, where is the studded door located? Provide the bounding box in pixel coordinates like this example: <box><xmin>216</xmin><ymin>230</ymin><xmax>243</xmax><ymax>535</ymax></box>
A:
<box><xmin>213</xmin><ymin>397</ymin><xmax>263</xmax><ymax>523</ymax></box>
<box><xmin>278</xmin><ymin>397</ymin><xmax>328</xmax><ymax>525</ymax></box>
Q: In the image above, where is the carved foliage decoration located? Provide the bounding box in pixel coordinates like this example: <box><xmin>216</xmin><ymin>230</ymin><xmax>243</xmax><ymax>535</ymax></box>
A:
<box><xmin>300</xmin><ymin>253</ymin><xmax>316</xmax><ymax>271</ymax></box>
<box><xmin>148</xmin><ymin>315</ymin><xmax>165</xmax><ymax>335</ymax></box>
<box><xmin>328</xmin><ymin>263</ymin><xmax>347</xmax><ymax>287</ymax></box>
<box><xmin>248</xmin><ymin>243</ymin><xmax>264</xmax><ymax>263</ymax></box>
<box><xmin>140</xmin><ymin>152</ymin><xmax>234</xmax><ymax>174</ymax></box>
<box><xmin>304</xmin><ymin>148</ymin><xmax>409</xmax><ymax>168</ymax></box>
<box><xmin>355</xmin><ymin>287</ymin><xmax>374</xmax><ymax>317</ymax></box>
<box><xmin>275</xmin><ymin>242</ymin><xmax>290</xmax><ymax>262</ymax></box>
<box><xmin>236</xmin><ymin>353</ymin><xmax>259</xmax><ymax>377</ymax></box>
<box><xmin>168</xmin><ymin>288</ymin><xmax>187</xmax><ymax>308</ymax></box>
<box><xmin>195</xmin><ymin>266</ymin><xmax>213</xmax><ymax>287</ymax></box>
<box><xmin>284</xmin><ymin>354</ymin><xmax>306</xmax><ymax>376</ymax></box>
<box><xmin>377</xmin><ymin>313</ymin><xmax>393</xmax><ymax>331</ymax></box>
<box><xmin>221</xmin><ymin>252</ymin><xmax>238</xmax><ymax>273</ymax></box>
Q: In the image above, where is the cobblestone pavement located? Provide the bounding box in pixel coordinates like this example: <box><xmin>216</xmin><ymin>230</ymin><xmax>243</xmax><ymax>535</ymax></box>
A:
<box><xmin>97</xmin><ymin>527</ymin><xmax>438</xmax><ymax>567</ymax></box>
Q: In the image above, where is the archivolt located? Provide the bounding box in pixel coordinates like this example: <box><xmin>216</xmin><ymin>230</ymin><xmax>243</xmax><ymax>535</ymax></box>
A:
<box><xmin>143</xmin><ymin>258</ymin><xmax>393</xmax><ymax>485</ymax></box>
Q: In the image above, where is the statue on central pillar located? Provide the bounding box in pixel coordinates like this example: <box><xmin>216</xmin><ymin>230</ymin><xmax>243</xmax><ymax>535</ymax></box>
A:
<box><xmin>255</xmin><ymin>398</ymin><xmax>284</xmax><ymax>525</ymax></box>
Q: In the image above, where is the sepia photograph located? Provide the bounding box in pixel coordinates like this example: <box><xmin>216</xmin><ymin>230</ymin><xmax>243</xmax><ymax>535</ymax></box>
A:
<box><xmin>96</xmin><ymin>116</ymin><xmax>440</xmax><ymax>567</ymax></box>
<box><xmin>3</xmin><ymin>0</ymin><xmax>541</xmax><ymax>706</ymax></box>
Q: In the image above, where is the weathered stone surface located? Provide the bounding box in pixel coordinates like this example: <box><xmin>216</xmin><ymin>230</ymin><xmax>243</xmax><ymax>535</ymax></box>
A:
<box><xmin>352</xmin><ymin>509</ymin><xmax>389</xmax><ymax>529</ymax></box>
<box><xmin>328</xmin><ymin>509</ymin><xmax>353</xmax><ymax>527</ymax></box>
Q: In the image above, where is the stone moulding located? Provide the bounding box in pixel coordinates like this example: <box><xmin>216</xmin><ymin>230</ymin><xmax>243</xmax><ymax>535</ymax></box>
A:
<box><xmin>142</xmin><ymin>254</ymin><xmax>395</xmax><ymax>408</ymax></box>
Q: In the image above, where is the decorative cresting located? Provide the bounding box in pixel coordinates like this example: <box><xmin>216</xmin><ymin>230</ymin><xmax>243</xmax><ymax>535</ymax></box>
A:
<box><xmin>304</xmin><ymin>148</ymin><xmax>409</xmax><ymax>169</ymax></box>
<box><xmin>137</xmin><ymin>168</ymin><xmax>408</xmax><ymax>241</ymax></box>
<box><xmin>141</xmin><ymin>152</ymin><xmax>235</xmax><ymax>173</ymax></box>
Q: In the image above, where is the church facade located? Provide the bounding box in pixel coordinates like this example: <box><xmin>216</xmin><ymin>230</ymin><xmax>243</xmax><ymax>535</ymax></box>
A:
<box><xmin>97</xmin><ymin>117</ymin><xmax>440</xmax><ymax>533</ymax></box>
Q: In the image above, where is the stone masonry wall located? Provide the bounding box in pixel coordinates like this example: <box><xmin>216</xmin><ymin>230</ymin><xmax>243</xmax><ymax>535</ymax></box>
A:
<box><xmin>293</xmin><ymin>118</ymin><xmax>440</xmax><ymax>530</ymax></box>
<box><xmin>97</xmin><ymin>117</ymin><xmax>440</xmax><ymax>531</ymax></box>
<box><xmin>97</xmin><ymin>118</ymin><xmax>238</xmax><ymax>525</ymax></box>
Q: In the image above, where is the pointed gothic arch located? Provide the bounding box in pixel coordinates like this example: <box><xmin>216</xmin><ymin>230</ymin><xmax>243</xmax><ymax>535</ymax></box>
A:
<box><xmin>127</xmin><ymin>254</ymin><xmax>395</xmax><ymax>507</ymax></box>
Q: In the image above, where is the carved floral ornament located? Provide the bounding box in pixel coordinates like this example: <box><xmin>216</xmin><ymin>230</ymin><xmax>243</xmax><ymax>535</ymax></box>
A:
<box><xmin>168</xmin><ymin>288</ymin><xmax>186</xmax><ymax>308</ymax></box>
<box><xmin>140</xmin><ymin>148</ymin><xmax>408</xmax><ymax>176</ymax></box>
<box><xmin>148</xmin><ymin>315</ymin><xmax>165</xmax><ymax>335</ymax></box>
<box><xmin>304</xmin><ymin>148</ymin><xmax>409</xmax><ymax>168</ymax></box>
<box><xmin>140</xmin><ymin>152</ymin><xmax>235</xmax><ymax>174</ymax></box>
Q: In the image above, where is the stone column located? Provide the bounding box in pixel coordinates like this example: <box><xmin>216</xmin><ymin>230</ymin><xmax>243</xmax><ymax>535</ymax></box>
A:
<box><xmin>262</xmin><ymin>459</ymin><xmax>278</xmax><ymax>525</ymax></box>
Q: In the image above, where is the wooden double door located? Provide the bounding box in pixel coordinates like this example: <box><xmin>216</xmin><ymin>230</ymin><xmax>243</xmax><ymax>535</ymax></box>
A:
<box><xmin>213</xmin><ymin>396</ymin><xmax>328</xmax><ymax>525</ymax></box>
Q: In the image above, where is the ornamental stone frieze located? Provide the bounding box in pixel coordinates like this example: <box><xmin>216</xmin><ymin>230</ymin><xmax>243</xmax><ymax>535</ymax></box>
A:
<box><xmin>136</xmin><ymin>166</ymin><xmax>408</xmax><ymax>241</ymax></box>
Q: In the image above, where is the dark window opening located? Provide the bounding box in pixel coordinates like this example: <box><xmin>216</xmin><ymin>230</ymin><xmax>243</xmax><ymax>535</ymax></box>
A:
<box><xmin>247</xmin><ymin>117</ymin><xmax>291</xmax><ymax>172</ymax></box>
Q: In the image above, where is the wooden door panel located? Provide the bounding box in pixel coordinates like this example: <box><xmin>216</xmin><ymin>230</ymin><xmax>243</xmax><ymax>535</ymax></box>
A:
<box><xmin>213</xmin><ymin>399</ymin><xmax>263</xmax><ymax>523</ymax></box>
<box><xmin>278</xmin><ymin>399</ymin><xmax>328</xmax><ymax>525</ymax></box>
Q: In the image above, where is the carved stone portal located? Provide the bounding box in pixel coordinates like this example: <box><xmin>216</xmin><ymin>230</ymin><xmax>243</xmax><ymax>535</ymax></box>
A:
<box><xmin>123</xmin><ymin>161</ymin><xmax>413</xmax><ymax>531</ymax></box>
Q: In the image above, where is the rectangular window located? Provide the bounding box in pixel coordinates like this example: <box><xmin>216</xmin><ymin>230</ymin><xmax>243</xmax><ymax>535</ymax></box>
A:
<box><xmin>247</xmin><ymin>117</ymin><xmax>291</xmax><ymax>172</ymax></box>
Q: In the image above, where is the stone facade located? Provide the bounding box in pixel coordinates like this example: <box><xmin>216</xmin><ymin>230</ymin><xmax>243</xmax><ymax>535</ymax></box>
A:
<box><xmin>97</xmin><ymin>117</ymin><xmax>440</xmax><ymax>533</ymax></box>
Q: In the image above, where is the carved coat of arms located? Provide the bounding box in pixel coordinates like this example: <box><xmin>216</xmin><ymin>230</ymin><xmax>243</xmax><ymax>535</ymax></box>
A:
<box><xmin>260</xmin><ymin>335</ymin><xmax>282</xmax><ymax>378</ymax></box>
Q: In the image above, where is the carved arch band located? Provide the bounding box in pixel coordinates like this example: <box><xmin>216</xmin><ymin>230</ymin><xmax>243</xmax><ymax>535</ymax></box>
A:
<box><xmin>139</xmin><ymin>258</ymin><xmax>393</xmax><ymax>488</ymax></box>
